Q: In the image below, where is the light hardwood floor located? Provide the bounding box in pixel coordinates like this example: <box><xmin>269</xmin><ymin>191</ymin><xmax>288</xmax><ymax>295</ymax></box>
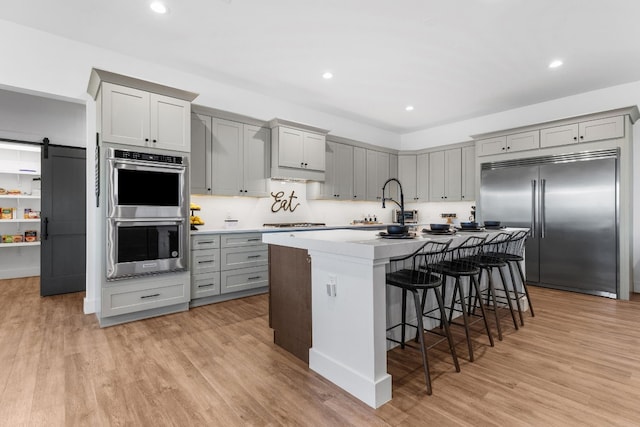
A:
<box><xmin>1</xmin><ymin>277</ymin><xmax>640</xmax><ymax>426</ymax></box>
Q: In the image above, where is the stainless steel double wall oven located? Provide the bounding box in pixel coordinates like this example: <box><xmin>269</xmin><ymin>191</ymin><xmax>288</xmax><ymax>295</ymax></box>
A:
<box><xmin>106</xmin><ymin>147</ymin><xmax>189</xmax><ymax>280</ymax></box>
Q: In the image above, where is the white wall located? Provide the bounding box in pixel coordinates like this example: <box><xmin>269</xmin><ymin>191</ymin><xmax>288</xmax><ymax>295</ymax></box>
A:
<box><xmin>0</xmin><ymin>19</ymin><xmax>399</xmax><ymax>149</ymax></box>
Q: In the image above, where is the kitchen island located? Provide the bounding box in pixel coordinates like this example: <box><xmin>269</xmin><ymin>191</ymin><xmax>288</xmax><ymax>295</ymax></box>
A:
<box><xmin>263</xmin><ymin>228</ymin><xmax>525</xmax><ymax>408</ymax></box>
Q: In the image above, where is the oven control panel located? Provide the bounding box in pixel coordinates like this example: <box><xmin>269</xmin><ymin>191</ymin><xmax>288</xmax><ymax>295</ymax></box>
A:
<box><xmin>113</xmin><ymin>149</ymin><xmax>184</xmax><ymax>165</ymax></box>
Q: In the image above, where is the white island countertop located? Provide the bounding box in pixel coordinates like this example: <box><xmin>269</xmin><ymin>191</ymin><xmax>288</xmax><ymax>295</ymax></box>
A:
<box><xmin>262</xmin><ymin>227</ymin><xmax>525</xmax><ymax>409</ymax></box>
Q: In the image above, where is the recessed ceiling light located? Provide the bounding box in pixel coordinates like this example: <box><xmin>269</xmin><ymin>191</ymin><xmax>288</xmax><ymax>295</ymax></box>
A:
<box><xmin>549</xmin><ymin>59</ymin><xmax>563</xmax><ymax>69</ymax></box>
<box><xmin>322</xmin><ymin>72</ymin><xmax>333</xmax><ymax>80</ymax></box>
<box><xmin>150</xmin><ymin>2</ymin><xmax>168</xmax><ymax>14</ymax></box>
<box><xmin>405</xmin><ymin>105</ymin><xmax>414</xmax><ymax>111</ymax></box>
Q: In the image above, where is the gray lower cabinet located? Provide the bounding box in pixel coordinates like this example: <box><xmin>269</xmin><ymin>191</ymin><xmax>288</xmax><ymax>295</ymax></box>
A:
<box><xmin>221</xmin><ymin>265</ymin><xmax>269</xmax><ymax>294</ymax></box>
<box><xmin>190</xmin><ymin>232</ymin><xmax>268</xmax><ymax>303</ymax></box>
<box><xmin>102</xmin><ymin>273</ymin><xmax>190</xmax><ymax>318</ymax></box>
<box><xmin>190</xmin><ymin>234</ymin><xmax>221</xmax><ymax>300</ymax></box>
<box><xmin>191</xmin><ymin>272</ymin><xmax>220</xmax><ymax>299</ymax></box>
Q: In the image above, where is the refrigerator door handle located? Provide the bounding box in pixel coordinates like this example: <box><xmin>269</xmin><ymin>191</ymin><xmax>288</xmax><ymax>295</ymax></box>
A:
<box><xmin>540</xmin><ymin>178</ymin><xmax>546</xmax><ymax>239</ymax></box>
<box><xmin>530</xmin><ymin>180</ymin><xmax>536</xmax><ymax>237</ymax></box>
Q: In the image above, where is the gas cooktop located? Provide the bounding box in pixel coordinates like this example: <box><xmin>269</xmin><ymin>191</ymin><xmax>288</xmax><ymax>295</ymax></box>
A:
<box><xmin>263</xmin><ymin>222</ymin><xmax>326</xmax><ymax>228</ymax></box>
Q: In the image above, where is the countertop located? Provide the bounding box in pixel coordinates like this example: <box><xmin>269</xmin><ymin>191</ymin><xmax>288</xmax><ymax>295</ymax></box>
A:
<box><xmin>262</xmin><ymin>227</ymin><xmax>525</xmax><ymax>261</ymax></box>
<box><xmin>190</xmin><ymin>223</ymin><xmax>389</xmax><ymax>235</ymax></box>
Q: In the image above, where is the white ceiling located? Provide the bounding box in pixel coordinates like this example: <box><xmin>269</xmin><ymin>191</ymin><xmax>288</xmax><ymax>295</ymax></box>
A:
<box><xmin>2</xmin><ymin>0</ymin><xmax>640</xmax><ymax>133</ymax></box>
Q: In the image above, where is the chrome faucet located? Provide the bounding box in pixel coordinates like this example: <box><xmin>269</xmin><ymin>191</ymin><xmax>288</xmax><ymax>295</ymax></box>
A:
<box><xmin>381</xmin><ymin>178</ymin><xmax>405</xmax><ymax>225</ymax></box>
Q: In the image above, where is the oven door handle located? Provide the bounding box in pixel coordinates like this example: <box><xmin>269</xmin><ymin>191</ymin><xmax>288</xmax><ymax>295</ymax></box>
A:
<box><xmin>109</xmin><ymin>158</ymin><xmax>186</xmax><ymax>171</ymax></box>
<box><xmin>111</xmin><ymin>218</ymin><xmax>185</xmax><ymax>224</ymax></box>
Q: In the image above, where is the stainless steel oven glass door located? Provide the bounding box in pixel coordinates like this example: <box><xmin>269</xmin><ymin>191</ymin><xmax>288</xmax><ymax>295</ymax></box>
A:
<box><xmin>107</xmin><ymin>148</ymin><xmax>187</xmax><ymax>218</ymax></box>
<box><xmin>106</xmin><ymin>218</ymin><xmax>187</xmax><ymax>280</ymax></box>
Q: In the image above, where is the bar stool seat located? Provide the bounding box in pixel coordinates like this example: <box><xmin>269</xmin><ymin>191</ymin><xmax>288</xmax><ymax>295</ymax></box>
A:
<box><xmin>482</xmin><ymin>230</ymin><xmax>535</xmax><ymax>325</ymax></box>
<box><xmin>430</xmin><ymin>236</ymin><xmax>494</xmax><ymax>362</ymax></box>
<box><xmin>386</xmin><ymin>240</ymin><xmax>460</xmax><ymax>395</ymax></box>
<box><xmin>472</xmin><ymin>232</ymin><xmax>520</xmax><ymax>340</ymax></box>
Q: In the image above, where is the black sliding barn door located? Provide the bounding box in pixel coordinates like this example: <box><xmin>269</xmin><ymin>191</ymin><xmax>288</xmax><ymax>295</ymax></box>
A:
<box><xmin>40</xmin><ymin>145</ymin><xmax>86</xmax><ymax>296</ymax></box>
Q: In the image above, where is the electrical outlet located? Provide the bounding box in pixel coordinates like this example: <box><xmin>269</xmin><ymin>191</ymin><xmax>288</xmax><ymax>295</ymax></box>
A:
<box><xmin>326</xmin><ymin>281</ymin><xmax>337</xmax><ymax>297</ymax></box>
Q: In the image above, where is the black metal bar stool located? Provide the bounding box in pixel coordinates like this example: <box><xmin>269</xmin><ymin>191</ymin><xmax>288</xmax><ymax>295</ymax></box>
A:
<box><xmin>430</xmin><ymin>235</ymin><xmax>494</xmax><ymax>363</ymax></box>
<box><xmin>500</xmin><ymin>230</ymin><xmax>535</xmax><ymax>324</ymax></box>
<box><xmin>472</xmin><ymin>232</ymin><xmax>520</xmax><ymax>341</ymax></box>
<box><xmin>386</xmin><ymin>240</ymin><xmax>460</xmax><ymax>395</ymax></box>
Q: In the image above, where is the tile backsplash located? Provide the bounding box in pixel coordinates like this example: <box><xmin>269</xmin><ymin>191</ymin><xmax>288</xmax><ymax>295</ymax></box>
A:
<box><xmin>191</xmin><ymin>181</ymin><xmax>474</xmax><ymax>230</ymax></box>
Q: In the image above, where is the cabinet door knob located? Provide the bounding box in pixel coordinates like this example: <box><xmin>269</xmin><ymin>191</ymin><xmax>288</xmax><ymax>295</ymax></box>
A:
<box><xmin>507</xmin><ymin>146</ymin><xmax>511</xmax><ymax>149</ymax></box>
<box><xmin>501</xmin><ymin>147</ymin><xmax>505</xmax><ymax>150</ymax></box>
<box><xmin>580</xmin><ymin>135</ymin><xmax>584</xmax><ymax>139</ymax></box>
<box><xmin>573</xmin><ymin>136</ymin><xmax>577</xmax><ymax>141</ymax></box>
<box><xmin>145</xmin><ymin>138</ymin><xmax>149</xmax><ymax>142</ymax></box>
<box><xmin>153</xmin><ymin>139</ymin><xmax>157</xmax><ymax>143</ymax></box>
<box><xmin>304</xmin><ymin>163</ymin><xmax>308</xmax><ymax>167</ymax></box>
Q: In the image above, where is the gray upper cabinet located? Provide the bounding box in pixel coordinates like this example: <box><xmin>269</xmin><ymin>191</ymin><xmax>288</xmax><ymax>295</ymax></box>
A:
<box><xmin>398</xmin><ymin>154</ymin><xmax>429</xmax><ymax>202</ymax></box>
<box><xmin>476</xmin><ymin>112</ymin><xmax>629</xmax><ymax>158</ymax></box>
<box><xmin>321</xmin><ymin>142</ymin><xmax>354</xmax><ymax>200</ymax></box>
<box><xmin>461</xmin><ymin>145</ymin><xmax>475</xmax><ymax>201</ymax></box>
<box><xmin>191</xmin><ymin>114</ymin><xmax>270</xmax><ymax>197</ymax></box>
<box><xmin>429</xmin><ymin>148</ymin><xmax>462</xmax><ymax>202</ymax></box>
<box><xmin>190</xmin><ymin>113</ymin><xmax>212</xmax><ymax>194</ymax></box>
<box><xmin>353</xmin><ymin>147</ymin><xmax>367</xmax><ymax>200</ymax></box>
<box><xmin>270</xmin><ymin>120</ymin><xmax>328</xmax><ymax>181</ymax></box>
<box><xmin>541</xmin><ymin>116</ymin><xmax>624</xmax><ymax>148</ymax></box>
<box><xmin>389</xmin><ymin>153</ymin><xmax>398</xmax><ymax>200</ymax></box>
<box><xmin>242</xmin><ymin>125</ymin><xmax>270</xmax><ymax>197</ymax></box>
<box><xmin>211</xmin><ymin>118</ymin><xmax>270</xmax><ymax>197</ymax></box>
<box><xmin>100</xmin><ymin>82</ymin><xmax>191</xmax><ymax>152</ymax></box>
<box><xmin>398</xmin><ymin>155</ymin><xmax>417</xmax><ymax>201</ymax></box>
<box><xmin>212</xmin><ymin>118</ymin><xmax>243</xmax><ymax>196</ymax></box>
<box><xmin>539</xmin><ymin>123</ymin><xmax>579</xmax><ymax>148</ymax></box>
<box><xmin>366</xmin><ymin>150</ymin><xmax>390</xmax><ymax>201</ymax></box>
<box><xmin>477</xmin><ymin>130</ymin><xmax>539</xmax><ymax>156</ymax></box>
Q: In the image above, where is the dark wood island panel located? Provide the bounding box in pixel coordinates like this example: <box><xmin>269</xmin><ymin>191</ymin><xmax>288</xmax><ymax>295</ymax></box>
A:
<box><xmin>268</xmin><ymin>244</ymin><xmax>312</xmax><ymax>363</ymax></box>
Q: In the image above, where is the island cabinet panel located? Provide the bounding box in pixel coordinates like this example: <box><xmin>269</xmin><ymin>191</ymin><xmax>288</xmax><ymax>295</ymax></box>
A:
<box><xmin>268</xmin><ymin>244</ymin><xmax>311</xmax><ymax>363</ymax></box>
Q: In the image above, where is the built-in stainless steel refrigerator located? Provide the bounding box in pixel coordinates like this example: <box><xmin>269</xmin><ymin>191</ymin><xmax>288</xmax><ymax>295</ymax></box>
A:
<box><xmin>479</xmin><ymin>149</ymin><xmax>618</xmax><ymax>298</ymax></box>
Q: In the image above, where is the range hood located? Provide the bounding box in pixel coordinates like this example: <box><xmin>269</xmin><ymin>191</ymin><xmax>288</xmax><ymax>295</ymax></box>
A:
<box><xmin>269</xmin><ymin>118</ymin><xmax>328</xmax><ymax>182</ymax></box>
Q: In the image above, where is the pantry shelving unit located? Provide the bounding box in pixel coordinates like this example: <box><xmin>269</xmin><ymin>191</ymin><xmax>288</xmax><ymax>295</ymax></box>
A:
<box><xmin>0</xmin><ymin>140</ymin><xmax>41</xmax><ymax>279</ymax></box>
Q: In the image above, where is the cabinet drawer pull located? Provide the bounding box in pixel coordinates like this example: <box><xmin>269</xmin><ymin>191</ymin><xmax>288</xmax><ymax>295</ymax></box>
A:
<box><xmin>198</xmin><ymin>260</ymin><xmax>215</xmax><ymax>264</ymax></box>
<box><xmin>247</xmin><ymin>238</ymin><xmax>261</xmax><ymax>242</ymax></box>
<box><xmin>198</xmin><ymin>283</ymin><xmax>215</xmax><ymax>288</ymax></box>
<box><xmin>248</xmin><ymin>276</ymin><xmax>262</xmax><ymax>280</ymax></box>
<box><xmin>247</xmin><ymin>255</ymin><xmax>262</xmax><ymax>259</ymax></box>
<box><xmin>197</xmin><ymin>240</ymin><xmax>215</xmax><ymax>245</ymax></box>
<box><xmin>140</xmin><ymin>293</ymin><xmax>160</xmax><ymax>299</ymax></box>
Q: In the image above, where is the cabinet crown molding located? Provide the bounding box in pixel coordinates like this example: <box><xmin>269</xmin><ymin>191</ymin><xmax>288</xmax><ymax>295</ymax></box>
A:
<box><xmin>269</xmin><ymin>118</ymin><xmax>329</xmax><ymax>135</ymax></box>
<box><xmin>87</xmin><ymin>68</ymin><xmax>199</xmax><ymax>102</ymax></box>
<box><xmin>471</xmin><ymin>105</ymin><xmax>639</xmax><ymax>140</ymax></box>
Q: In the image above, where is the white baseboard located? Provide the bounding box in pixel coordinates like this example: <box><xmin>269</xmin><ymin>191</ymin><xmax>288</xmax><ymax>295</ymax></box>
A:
<box><xmin>0</xmin><ymin>267</ymin><xmax>40</xmax><ymax>280</ymax></box>
<box><xmin>83</xmin><ymin>296</ymin><xmax>97</xmax><ymax>314</ymax></box>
